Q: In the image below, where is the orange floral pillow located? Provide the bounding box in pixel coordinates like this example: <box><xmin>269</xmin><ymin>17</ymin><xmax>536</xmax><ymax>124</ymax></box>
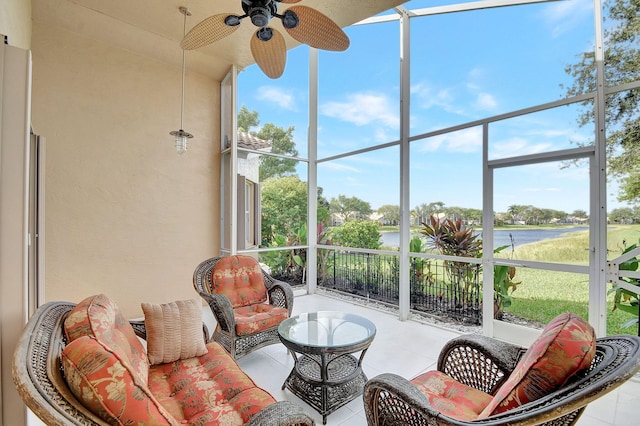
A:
<box><xmin>478</xmin><ymin>313</ymin><xmax>596</xmax><ymax>418</ymax></box>
<box><xmin>61</xmin><ymin>336</ymin><xmax>176</xmax><ymax>425</ymax></box>
<box><xmin>64</xmin><ymin>294</ymin><xmax>149</xmax><ymax>382</ymax></box>
<box><xmin>209</xmin><ymin>255</ymin><xmax>267</xmax><ymax>308</ymax></box>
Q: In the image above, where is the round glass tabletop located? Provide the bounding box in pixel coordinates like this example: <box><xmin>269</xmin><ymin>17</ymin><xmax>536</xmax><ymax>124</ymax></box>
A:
<box><xmin>278</xmin><ymin>311</ymin><xmax>376</xmax><ymax>349</ymax></box>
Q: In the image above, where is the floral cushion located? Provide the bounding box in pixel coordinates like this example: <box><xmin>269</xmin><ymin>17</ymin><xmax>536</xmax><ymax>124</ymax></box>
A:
<box><xmin>210</xmin><ymin>255</ymin><xmax>268</xmax><ymax>308</ymax></box>
<box><xmin>64</xmin><ymin>293</ymin><xmax>149</xmax><ymax>383</ymax></box>
<box><xmin>411</xmin><ymin>370</ymin><xmax>493</xmax><ymax>421</ymax></box>
<box><xmin>61</xmin><ymin>336</ymin><xmax>176</xmax><ymax>425</ymax></box>
<box><xmin>479</xmin><ymin>313</ymin><xmax>596</xmax><ymax>418</ymax></box>
<box><xmin>148</xmin><ymin>342</ymin><xmax>276</xmax><ymax>424</ymax></box>
<box><xmin>234</xmin><ymin>304</ymin><xmax>290</xmax><ymax>336</ymax></box>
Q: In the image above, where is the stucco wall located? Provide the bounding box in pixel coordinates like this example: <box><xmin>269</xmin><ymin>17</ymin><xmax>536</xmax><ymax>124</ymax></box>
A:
<box><xmin>31</xmin><ymin>22</ymin><xmax>220</xmax><ymax>317</ymax></box>
<box><xmin>0</xmin><ymin>0</ymin><xmax>31</xmax><ymax>49</ymax></box>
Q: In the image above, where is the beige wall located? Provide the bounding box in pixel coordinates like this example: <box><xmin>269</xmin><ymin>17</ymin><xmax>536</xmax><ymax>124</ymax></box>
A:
<box><xmin>31</xmin><ymin>22</ymin><xmax>221</xmax><ymax>317</ymax></box>
<box><xmin>1</xmin><ymin>43</ymin><xmax>31</xmax><ymax>426</ymax></box>
<box><xmin>0</xmin><ymin>0</ymin><xmax>31</xmax><ymax>49</ymax></box>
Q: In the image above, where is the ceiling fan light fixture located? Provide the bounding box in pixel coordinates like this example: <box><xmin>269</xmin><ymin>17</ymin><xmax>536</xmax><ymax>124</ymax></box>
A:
<box><xmin>281</xmin><ymin>10</ymin><xmax>298</xmax><ymax>29</ymax></box>
<box><xmin>256</xmin><ymin>27</ymin><xmax>274</xmax><ymax>42</ymax></box>
<box><xmin>225</xmin><ymin>15</ymin><xmax>242</xmax><ymax>26</ymax></box>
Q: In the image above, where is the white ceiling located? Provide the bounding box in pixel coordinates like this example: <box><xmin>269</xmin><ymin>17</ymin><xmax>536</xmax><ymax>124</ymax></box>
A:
<box><xmin>33</xmin><ymin>0</ymin><xmax>405</xmax><ymax>80</ymax></box>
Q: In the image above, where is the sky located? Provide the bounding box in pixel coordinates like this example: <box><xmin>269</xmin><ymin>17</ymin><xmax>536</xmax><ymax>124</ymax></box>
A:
<box><xmin>236</xmin><ymin>0</ymin><xmax>630</xmax><ymax>215</ymax></box>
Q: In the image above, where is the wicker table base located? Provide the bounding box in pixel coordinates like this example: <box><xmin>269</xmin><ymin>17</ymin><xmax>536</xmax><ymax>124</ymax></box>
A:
<box><xmin>282</xmin><ymin>353</ymin><xmax>368</xmax><ymax>424</ymax></box>
<box><xmin>278</xmin><ymin>312</ymin><xmax>376</xmax><ymax>424</ymax></box>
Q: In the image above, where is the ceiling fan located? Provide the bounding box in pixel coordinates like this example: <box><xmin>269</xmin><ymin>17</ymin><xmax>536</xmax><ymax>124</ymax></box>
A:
<box><xmin>181</xmin><ymin>0</ymin><xmax>350</xmax><ymax>79</ymax></box>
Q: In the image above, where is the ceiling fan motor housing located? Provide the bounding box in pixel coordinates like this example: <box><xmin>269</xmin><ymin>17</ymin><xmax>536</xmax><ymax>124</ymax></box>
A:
<box><xmin>242</xmin><ymin>0</ymin><xmax>278</xmax><ymax>28</ymax></box>
<box><xmin>250</xmin><ymin>7</ymin><xmax>271</xmax><ymax>27</ymax></box>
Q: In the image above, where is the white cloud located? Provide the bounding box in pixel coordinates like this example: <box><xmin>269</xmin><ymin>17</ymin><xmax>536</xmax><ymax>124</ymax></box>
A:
<box><xmin>541</xmin><ymin>0</ymin><xmax>593</xmax><ymax>38</ymax></box>
<box><xmin>255</xmin><ymin>86</ymin><xmax>296</xmax><ymax>110</ymax></box>
<box><xmin>417</xmin><ymin>127</ymin><xmax>482</xmax><ymax>153</ymax></box>
<box><xmin>319</xmin><ymin>162</ymin><xmax>360</xmax><ymax>173</ymax></box>
<box><xmin>320</xmin><ymin>92</ymin><xmax>398</xmax><ymax>127</ymax></box>
<box><xmin>412</xmin><ymin>72</ymin><xmax>499</xmax><ymax>117</ymax></box>
<box><xmin>524</xmin><ymin>187</ymin><xmax>561</xmax><ymax>193</ymax></box>
<box><xmin>475</xmin><ymin>93</ymin><xmax>498</xmax><ymax>110</ymax></box>
<box><xmin>411</xmin><ymin>82</ymin><xmax>463</xmax><ymax>114</ymax></box>
<box><xmin>491</xmin><ymin>137</ymin><xmax>553</xmax><ymax>158</ymax></box>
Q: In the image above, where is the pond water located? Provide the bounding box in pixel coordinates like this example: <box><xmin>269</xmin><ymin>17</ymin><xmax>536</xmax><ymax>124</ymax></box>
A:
<box><xmin>380</xmin><ymin>227</ymin><xmax>589</xmax><ymax>248</ymax></box>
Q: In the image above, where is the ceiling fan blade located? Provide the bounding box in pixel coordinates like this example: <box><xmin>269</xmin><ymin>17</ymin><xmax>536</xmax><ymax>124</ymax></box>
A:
<box><xmin>284</xmin><ymin>6</ymin><xmax>349</xmax><ymax>51</ymax></box>
<box><xmin>250</xmin><ymin>28</ymin><xmax>286</xmax><ymax>79</ymax></box>
<box><xmin>181</xmin><ymin>13</ymin><xmax>240</xmax><ymax>50</ymax></box>
<box><xmin>279</xmin><ymin>0</ymin><xmax>302</xmax><ymax>3</ymax></box>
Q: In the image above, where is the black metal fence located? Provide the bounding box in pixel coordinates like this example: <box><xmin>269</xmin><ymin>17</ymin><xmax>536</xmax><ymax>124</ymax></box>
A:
<box><xmin>317</xmin><ymin>249</ymin><xmax>482</xmax><ymax>324</ymax></box>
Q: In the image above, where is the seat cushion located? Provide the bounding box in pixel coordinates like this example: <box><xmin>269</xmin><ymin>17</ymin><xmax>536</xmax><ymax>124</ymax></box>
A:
<box><xmin>234</xmin><ymin>304</ymin><xmax>290</xmax><ymax>336</ymax></box>
<box><xmin>61</xmin><ymin>336</ymin><xmax>176</xmax><ymax>425</ymax></box>
<box><xmin>148</xmin><ymin>342</ymin><xmax>276</xmax><ymax>425</ymax></box>
<box><xmin>479</xmin><ymin>313</ymin><xmax>596</xmax><ymax>418</ymax></box>
<box><xmin>142</xmin><ymin>299</ymin><xmax>208</xmax><ymax>365</ymax></box>
<box><xmin>64</xmin><ymin>294</ymin><xmax>149</xmax><ymax>383</ymax></box>
<box><xmin>411</xmin><ymin>370</ymin><xmax>493</xmax><ymax>421</ymax></box>
<box><xmin>210</xmin><ymin>255</ymin><xmax>268</xmax><ymax>308</ymax></box>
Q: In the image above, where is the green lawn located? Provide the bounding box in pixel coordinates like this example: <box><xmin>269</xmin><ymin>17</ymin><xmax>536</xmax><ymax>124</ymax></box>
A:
<box><xmin>502</xmin><ymin>225</ymin><xmax>640</xmax><ymax>335</ymax></box>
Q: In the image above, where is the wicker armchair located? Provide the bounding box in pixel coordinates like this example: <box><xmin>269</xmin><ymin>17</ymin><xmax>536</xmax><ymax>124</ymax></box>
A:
<box><xmin>193</xmin><ymin>255</ymin><xmax>294</xmax><ymax>359</ymax></box>
<box><xmin>364</xmin><ymin>333</ymin><xmax>640</xmax><ymax>425</ymax></box>
<box><xmin>13</xmin><ymin>301</ymin><xmax>313</xmax><ymax>426</ymax></box>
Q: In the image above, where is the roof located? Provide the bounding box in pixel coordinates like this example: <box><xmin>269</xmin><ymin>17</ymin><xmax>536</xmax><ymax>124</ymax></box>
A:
<box><xmin>237</xmin><ymin>131</ymin><xmax>271</xmax><ymax>150</ymax></box>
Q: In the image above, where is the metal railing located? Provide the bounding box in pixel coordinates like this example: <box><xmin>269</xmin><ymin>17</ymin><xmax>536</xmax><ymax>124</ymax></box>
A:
<box><xmin>316</xmin><ymin>249</ymin><xmax>482</xmax><ymax>324</ymax></box>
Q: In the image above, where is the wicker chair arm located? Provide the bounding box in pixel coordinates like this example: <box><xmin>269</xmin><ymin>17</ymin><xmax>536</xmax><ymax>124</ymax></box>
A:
<box><xmin>364</xmin><ymin>373</ymin><xmax>454</xmax><ymax>426</ymax></box>
<box><xmin>12</xmin><ymin>301</ymin><xmax>109</xmax><ymax>426</ymax></box>
<box><xmin>246</xmin><ymin>401</ymin><xmax>315</xmax><ymax>426</ymax></box>
<box><xmin>198</xmin><ymin>292</ymin><xmax>236</xmax><ymax>334</ymax></box>
<box><xmin>438</xmin><ymin>334</ymin><xmax>524</xmax><ymax>394</ymax></box>
<box><xmin>264</xmin><ymin>273</ymin><xmax>294</xmax><ymax>315</ymax></box>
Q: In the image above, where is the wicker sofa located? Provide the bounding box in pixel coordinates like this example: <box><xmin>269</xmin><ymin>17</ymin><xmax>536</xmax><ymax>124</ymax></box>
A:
<box><xmin>13</xmin><ymin>294</ymin><xmax>314</xmax><ymax>425</ymax></box>
<box><xmin>364</xmin><ymin>314</ymin><xmax>640</xmax><ymax>426</ymax></box>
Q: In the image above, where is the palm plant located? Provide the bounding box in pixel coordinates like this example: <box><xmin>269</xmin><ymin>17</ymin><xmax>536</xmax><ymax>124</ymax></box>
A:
<box><xmin>420</xmin><ymin>216</ymin><xmax>482</xmax><ymax>309</ymax></box>
<box><xmin>420</xmin><ymin>215</ymin><xmax>521</xmax><ymax>318</ymax></box>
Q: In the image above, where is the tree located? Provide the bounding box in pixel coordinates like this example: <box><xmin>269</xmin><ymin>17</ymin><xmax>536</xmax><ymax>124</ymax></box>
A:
<box><xmin>260</xmin><ymin>176</ymin><xmax>330</xmax><ymax>245</ymax></box>
<box><xmin>329</xmin><ymin>195</ymin><xmax>372</xmax><ymax>222</ymax></box>
<box><xmin>377</xmin><ymin>204</ymin><xmax>400</xmax><ymax>225</ymax></box>
<box><xmin>261</xmin><ymin>176</ymin><xmax>307</xmax><ymax>245</ymax></box>
<box><xmin>331</xmin><ymin>220</ymin><xmax>381</xmax><ymax>249</ymax></box>
<box><xmin>413</xmin><ymin>203</ymin><xmax>430</xmax><ymax>225</ymax></box>
<box><xmin>316</xmin><ymin>186</ymin><xmax>331</xmax><ymax>225</ymax></box>
<box><xmin>238</xmin><ymin>105</ymin><xmax>259</xmax><ymax>131</ymax></box>
<box><xmin>507</xmin><ymin>204</ymin><xmax>526</xmax><ymax>224</ymax></box>
<box><xmin>256</xmin><ymin>123</ymin><xmax>299</xmax><ymax>180</ymax></box>
<box><xmin>237</xmin><ymin>106</ymin><xmax>299</xmax><ymax>181</ymax></box>
<box><xmin>609</xmin><ymin>207</ymin><xmax>635</xmax><ymax>223</ymax></box>
<box><xmin>462</xmin><ymin>208</ymin><xmax>483</xmax><ymax>224</ymax></box>
<box><xmin>564</xmin><ymin>0</ymin><xmax>640</xmax><ymax>203</ymax></box>
<box><xmin>427</xmin><ymin>201</ymin><xmax>445</xmax><ymax>216</ymax></box>
<box><xmin>572</xmin><ymin>209</ymin><xmax>588</xmax><ymax>219</ymax></box>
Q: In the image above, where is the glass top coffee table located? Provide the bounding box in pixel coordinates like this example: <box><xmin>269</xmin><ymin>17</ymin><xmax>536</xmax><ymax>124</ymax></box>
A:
<box><xmin>278</xmin><ymin>311</ymin><xmax>377</xmax><ymax>424</ymax></box>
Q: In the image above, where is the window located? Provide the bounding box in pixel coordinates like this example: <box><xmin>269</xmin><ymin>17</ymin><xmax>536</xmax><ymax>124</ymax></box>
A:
<box><xmin>237</xmin><ymin>175</ymin><xmax>260</xmax><ymax>249</ymax></box>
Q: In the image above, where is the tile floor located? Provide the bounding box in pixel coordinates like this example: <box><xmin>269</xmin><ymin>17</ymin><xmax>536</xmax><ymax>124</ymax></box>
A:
<box><xmin>229</xmin><ymin>292</ymin><xmax>640</xmax><ymax>426</ymax></box>
<box><xmin>26</xmin><ymin>291</ymin><xmax>640</xmax><ymax>425</ymax></box>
